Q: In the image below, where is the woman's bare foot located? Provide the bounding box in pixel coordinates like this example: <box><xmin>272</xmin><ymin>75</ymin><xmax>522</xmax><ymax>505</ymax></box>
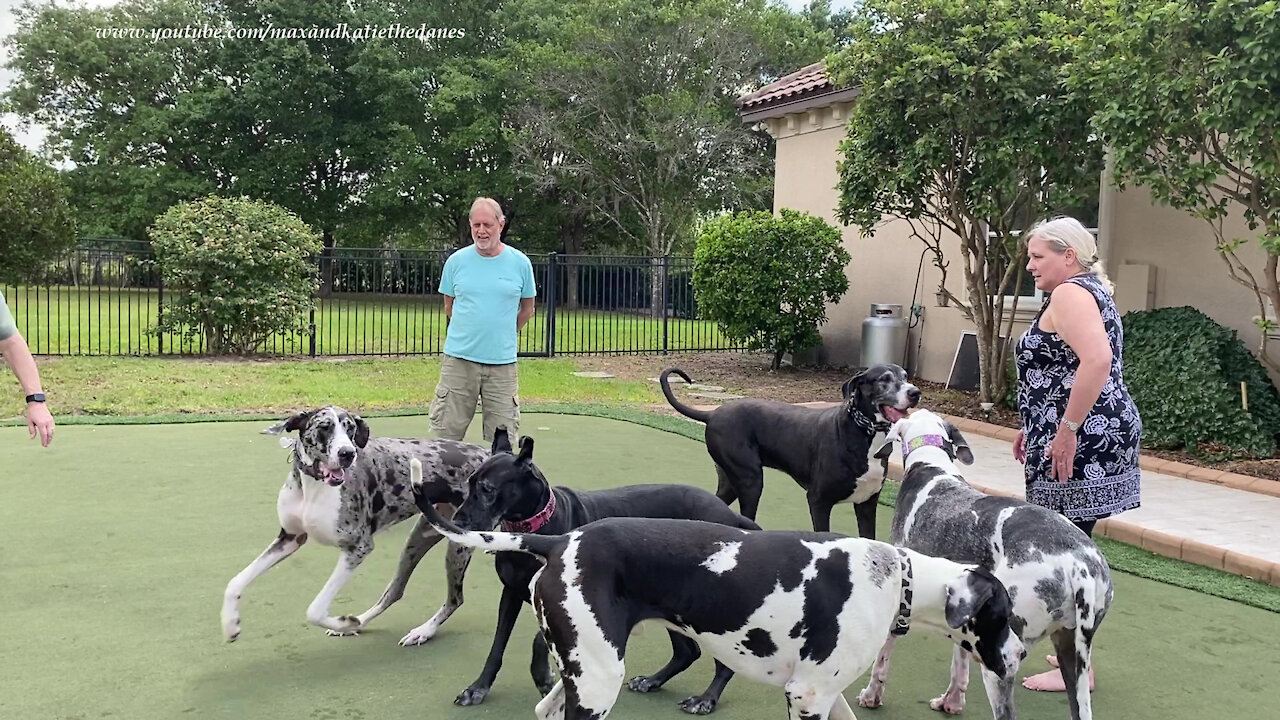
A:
<box><xmin>1022</xmin><ymin>666</ymin><xmax>1096</xmax><ymax>692</ymax></box>
<box><xmin>1047</xmin><ymin>655</ymin><xmax>1059</xmax><ymax>668</ymax></box>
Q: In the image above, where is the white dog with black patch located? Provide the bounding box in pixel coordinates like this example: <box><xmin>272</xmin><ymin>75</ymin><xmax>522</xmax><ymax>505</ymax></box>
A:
<box><xmin>861</xmin><ymin>409</ymin><xmax>1113</xmax><ymax>720</ymax></box>
<box><xmin>408</xmin><ymin>458</ymin><xmax>1026</xmax><ymax>720</ymax></box>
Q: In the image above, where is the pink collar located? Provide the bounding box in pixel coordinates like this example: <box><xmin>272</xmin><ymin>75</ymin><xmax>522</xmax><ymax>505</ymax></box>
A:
<box><xmin>502</xmin><ymin>489</ymin><xmax>557</xmax><ymax>533</ymax></box>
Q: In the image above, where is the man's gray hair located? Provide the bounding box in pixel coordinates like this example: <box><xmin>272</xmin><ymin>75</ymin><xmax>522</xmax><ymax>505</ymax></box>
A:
<box><xmin>470</xmin><ymin>197</ymin><xmax>505</xmax><ymax>223</ymax></box>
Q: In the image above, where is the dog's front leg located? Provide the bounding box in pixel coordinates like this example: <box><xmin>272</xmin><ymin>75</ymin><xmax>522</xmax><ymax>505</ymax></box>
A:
<box><xmin>978</xmin><ymin>666</ymin><xmax>1016</xmax><ymax>720</ymax></box>
<box><xmin>928</xmin><ymin>645</ymin><xmax>970</xmax><ymax>714</ymax></box>
<box><xmin>455</xmin><ymin>582</ymin><xmax>527</xmax><ymax>705</ymax></box>
<box><xmin>307</xmin><ymin>543</ymin><xmax>370</xmax><ymax>636</ymax></box>
<box><xmin>857</xmin><ymin>634</ymin><xmax>898</xmax><ymax>707</ymax></box>
<box><xmin>400</xmin><ymin>538</ymin><xmax>474</xmax><ymax>646</ymax></box>
<box><xmin>221</xmin><ymin>529</ymin><xmax>308</xmax><ymax>642</ymax></box>
<box><xmin>357</xmin><ymin>516</ymin><xmax>446</xmax><ymax>631</ymax></box>
<box><xmin>678</xmin><ymin>659</ymin><xmax>735</xmax><ymax>716</ymax></box>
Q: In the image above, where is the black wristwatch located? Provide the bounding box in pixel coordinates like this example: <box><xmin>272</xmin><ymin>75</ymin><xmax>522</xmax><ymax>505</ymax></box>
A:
<box><xmin>25</xmin><ymin>393</ymin><xmax>46</xmax><ymax>404</ymax></box>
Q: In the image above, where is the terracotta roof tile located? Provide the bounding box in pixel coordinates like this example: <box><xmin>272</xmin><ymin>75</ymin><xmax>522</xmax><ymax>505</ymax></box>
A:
<box><xmin>737</xmin><ymin>62</ymin><xmax>834</xmax><ymax>109</ymax></box>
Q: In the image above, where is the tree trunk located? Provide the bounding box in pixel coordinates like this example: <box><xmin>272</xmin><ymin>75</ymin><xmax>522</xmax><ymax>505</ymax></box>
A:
<box><xmin>563</xmin><ymin>217</ymin><xmax>585</xmax><ymax>310</ymax></box>
<box><xmin>650</xmin><ymin>256</ymin><xmax>665</xmax><ymax>320</ymax></box>
<box><xmin>318</xmin><ymin>229</ymin><xmax>336</xmax><ymax>299</ymax></box>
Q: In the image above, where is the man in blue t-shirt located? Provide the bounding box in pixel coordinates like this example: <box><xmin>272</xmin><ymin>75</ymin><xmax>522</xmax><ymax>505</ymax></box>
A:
<box><xmin>430</xmin><ymin>197</ymin><xmax>536</xmax><ymax>441</ymax></box>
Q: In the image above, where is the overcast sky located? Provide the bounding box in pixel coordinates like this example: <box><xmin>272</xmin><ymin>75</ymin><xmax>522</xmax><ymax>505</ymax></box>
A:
<box><xmin>0</xmin><ymin>0</ymin><xmax>856</xmax><ymax>155</ymax></box>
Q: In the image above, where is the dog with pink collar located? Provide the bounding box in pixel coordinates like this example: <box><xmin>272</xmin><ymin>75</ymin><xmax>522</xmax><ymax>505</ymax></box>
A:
<box><xmin>442</xmin><ymin>427</ymin><xmax>760</xmax><ymax>713</ymax></box>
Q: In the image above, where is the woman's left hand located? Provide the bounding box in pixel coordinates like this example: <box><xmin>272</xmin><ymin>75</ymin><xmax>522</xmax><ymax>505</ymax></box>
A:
<box><xmin>1048</xmin><ymin>425</ymin><xmax>1078</xmax><ymax>483</ymax></box>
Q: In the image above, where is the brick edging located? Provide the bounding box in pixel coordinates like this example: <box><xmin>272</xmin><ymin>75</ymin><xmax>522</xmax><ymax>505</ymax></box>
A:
<box><xmin>940</xmin><ymin>414</ymin><xmax>1280</xmax><ymax>499</ymax></box>
<box><xmin>883</xmin><ymin>461</ymin><xmax>1280</xmax><ymax>588</ymax></box>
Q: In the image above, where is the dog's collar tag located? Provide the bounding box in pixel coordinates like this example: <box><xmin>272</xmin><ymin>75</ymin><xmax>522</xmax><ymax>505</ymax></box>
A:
<box><xmin>502</xmin><ymin>489</ymin><xmax>557</xmax><ymax>533</ymax></box>
<box><xmin>891</xmin><ymin>548</ymin><xmax>914</xmax><ymax>636</ymax></box>
<box><xmin>904</xmin><ymin>434</ymin><xmax>947</xmax><ymax>458</ymax></box>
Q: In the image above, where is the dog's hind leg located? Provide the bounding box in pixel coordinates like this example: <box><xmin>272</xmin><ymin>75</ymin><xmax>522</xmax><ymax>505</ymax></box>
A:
<box><xmin>856</xmin><ymin>634</ymin><xmax>898</xmax><ymax>708</ymax></box>
<box><xmin>221</xmin><ymin>529</ymin><xmax>308</xmax><ymax>642</ymax></box>
<box><xmin>308</xmin><ymin>543</ymin><xmax>371</xmax><ymax>636</ymax></box>
<box><xmin>714</xmin><ymin>464</ymin><xmax>739</xmax><ymax>508</ymax></box>
<box><xmin>627</xmin><ymin>631</ymin><xmax>699</xmax><ymax>694</ymax></box>
<box><xmin>928</xmin><ymin>644</ymin><xmax>970</xmax><ymax>714</ymax></box>
<box><xmin>719</xmin><ymin>459</ymin><xmax>764</xmax><ymax>521</ymax></box>
<box><xmin>1050</xmin><ymin>625</ymin><xmax>1093</xmax><ymax>720</ymax></box>
<box><xmin>678</xmin><ymin>660</ymin><xmax>734</xmax><ymax>716</ymax></box>
<box><xmin>400</xmin><ymin>539</ymin><xmax>474</xmax><ymax>646</ymax></box>
<box><xmin>356</xmin><ymin>516</ymin><xmax>446</xmax><ymax>631</ymax></box>
<box><xmin>531</xmin><ymin>631</ymin><xmax>558</xmax><ymax>696</ymax></box>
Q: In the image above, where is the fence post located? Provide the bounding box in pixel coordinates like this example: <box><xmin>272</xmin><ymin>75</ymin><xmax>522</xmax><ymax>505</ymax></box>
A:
<box><xmin>545</xmin><ymin>253</ymin><xmax>558</xmax><ymax>357</ymax></box>
<box><xmin>661</xmin><ymin>254</ymin><xmax>669</xmax><ymax>354</ymax></box>
<box><xmin>157</xmin><ymin>275</ymin><xmax>164</xmax><ymax>355</ymax></box>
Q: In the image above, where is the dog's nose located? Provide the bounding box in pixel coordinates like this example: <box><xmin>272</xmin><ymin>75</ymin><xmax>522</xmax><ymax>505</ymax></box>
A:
<box><xmin>338</xmin><ymin>448</ymin><xmax>356</xmax><ymax>466</ymax></box>
<box><xmin>907</xmin><ymin>387</ymin><xmax>921</xmax><ymax>405</ymax></box>
<box><xmin>1019</xmin><ymin>648</ymin><xmax>1028</xmax><ymax>661</ymax></box>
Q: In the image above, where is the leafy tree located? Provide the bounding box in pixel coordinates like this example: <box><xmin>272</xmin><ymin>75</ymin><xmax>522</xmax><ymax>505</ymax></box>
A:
<box><xmin>1078</xmin><ymin>0</ymin><xmax>1280</xmax><ymax>372</ymax></box>
<box><xmin>150</xmin><ymin>196</ymin><xmax>321</xmax><ymax>355</ymax></box>
<box><xmin>0</xmin><ymin>128</ymin><xmax>76</xmax><ymax>284</ymax></box>
<box><xmin>693</xmin><ymin>209</ymin><xmax>850</xmax><ymax>370</ymax></box>
<box><xmin>831</xmin><ymin>0</ymin><xmax>1101</xmax><ymax>403</ymax></box>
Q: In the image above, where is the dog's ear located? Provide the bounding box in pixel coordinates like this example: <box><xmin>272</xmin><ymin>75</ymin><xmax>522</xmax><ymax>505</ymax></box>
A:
<box><xmin>492</xmin><ymin>426</ymin><xmax>512</xmax><ymax>454</ymax></box>
<box><xmin>945</xmin><ymin>421</ymin><xmax>974</xmax><ymax>465</ymax></box>
<box><xmin>873</xmin><ymin>418</ymin><xmax>904</xmax><ymax>460</ymax></box>
<box><xmin>352</xmin><ymin>414</ymin><xmax>371</xmax><ymax>448</ymax></box>
<box><xmin>841</xmin><ymin>368</ymin><xmax>868</xmax><ymax>400</ymax></box>
<box><xmin>517</xmin><ymin>436</ymin><xmax>534</xmax><ymax>463</ymax></box>
<box><xmin>945</xmin><ymin>571</ymin><xmax>998</xmax><ymax>629</ymax></box>
<box><xmin>280</xmin><ymin>411</ymin><xmax>311</xmax><ymax>434</ymax></box>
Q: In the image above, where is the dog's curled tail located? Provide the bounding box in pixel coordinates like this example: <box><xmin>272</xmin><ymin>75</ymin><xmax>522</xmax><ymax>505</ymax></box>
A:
<box><xmin>660</xmin><ymin>368</ymin><xmax>712</xmax><ymax>423</ymax></box>
<box><xmin>409</xmin><ymin>458</ymin><xmax>560</xmax><ymax>558</ymax></box>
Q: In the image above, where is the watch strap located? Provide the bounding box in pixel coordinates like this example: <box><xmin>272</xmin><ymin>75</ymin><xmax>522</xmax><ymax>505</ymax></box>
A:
<box><xmin>25</xmin><ymin>393</ymin><xmax>46</xmax><ymax>403</ymax></box>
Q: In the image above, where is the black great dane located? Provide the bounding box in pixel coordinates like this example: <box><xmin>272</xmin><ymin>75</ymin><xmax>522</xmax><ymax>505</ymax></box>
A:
<box><xmin>437</xmin><ymin>428</ymin><xmax>760</xmax><ymax>715</ymax></box>
<box><xmin>661</xmin><ymin>364</ymin><xmax>919</xmax><ymax>536</ymax></box>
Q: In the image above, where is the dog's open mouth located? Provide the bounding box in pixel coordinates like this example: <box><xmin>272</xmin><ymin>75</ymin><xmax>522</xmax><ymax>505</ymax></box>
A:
<box><xmin>879</xmin><ymin>405</ymin><xmax>910</xmax><ymax>424</ymax></box>
<box><xmin>315</xmin><ymin>462</ymin><xmax>347</xmax><ymax>487</ymax></box>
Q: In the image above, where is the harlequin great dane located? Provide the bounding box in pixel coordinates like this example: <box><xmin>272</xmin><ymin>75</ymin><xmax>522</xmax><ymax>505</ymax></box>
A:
<box><xmin>661</xmin><ymin>364</ymin><xmax>919</xmax><ymax>537</ymax></box>
<box><xmin>443</xmin><ymin>428</ymin><xmax>759</xmax><ymax>714</ymax></box>
<box><xmin>410</xmin><ymin>458</ymin><xmax>1025</xmax><ymax>720</ymax></box>
<box><xmin>860</xmin><ymin>409</ymin><xmax>1112</xmax><ymax>720</ymax></box>
<box><xmin>220</xmin><ymin>406</ymin><xmax>488</xmax><ymax>645</ymax></box>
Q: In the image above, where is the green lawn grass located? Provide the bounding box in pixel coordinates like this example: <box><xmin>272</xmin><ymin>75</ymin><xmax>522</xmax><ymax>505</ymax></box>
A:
<box><xmin>1</xmin><ymin>413</ymin><xmax>1277</xmax><ymax>720</ymax></box>
<box><xmin>1</xmin><ymin>285</ymin><xmax>740</xmax><ymax>356</ymax></box>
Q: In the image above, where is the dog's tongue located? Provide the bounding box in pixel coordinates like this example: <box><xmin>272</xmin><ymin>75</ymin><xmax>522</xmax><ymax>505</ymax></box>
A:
<box><xmin>322</xmin><ymin>466</ymin><xmax>347</xmax><ymax>486</ymax></box>
<box><xmin>881</xmin><ymin>405</ymin><xmax>909</xmax><ymax>424</ymax></box>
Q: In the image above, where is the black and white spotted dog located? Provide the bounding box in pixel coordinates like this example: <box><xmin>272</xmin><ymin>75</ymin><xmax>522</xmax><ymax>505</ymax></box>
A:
<box><xmin>661</xmin><ymin>364</ymin><xmax>919</xmax><ymax>537</ymax></box>
<box><xmin>410</xmin><ymin>458</ymin><xmax>1025</xmax><ymax>720</ymax></box>
<box><xmin>860</xmin><ymin>409</ymin><xmax>1112</xmax><ymax>720</ymax></box>
<box><xmin>221</xmin><ymin>406</ymin><xmax>489</xmax><ymax>645</ymax></box>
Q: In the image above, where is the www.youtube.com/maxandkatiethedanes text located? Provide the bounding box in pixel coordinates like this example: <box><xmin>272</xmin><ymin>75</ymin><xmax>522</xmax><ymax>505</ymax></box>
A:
<box><xmin>94</xmin><ymin>23</ymin><xmax>466</xmax><ymax>43</ymax></box>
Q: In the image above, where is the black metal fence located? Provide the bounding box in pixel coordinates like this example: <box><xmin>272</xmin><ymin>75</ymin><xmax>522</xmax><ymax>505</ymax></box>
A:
<box><xmin>1</xmin><ymin>240</ymin><xmax>745</xmax><ymax>357</ymax></box>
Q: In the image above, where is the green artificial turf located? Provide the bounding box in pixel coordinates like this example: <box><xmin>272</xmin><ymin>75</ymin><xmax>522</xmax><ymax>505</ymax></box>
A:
<box><xmin>1</xmin><ymin>413</ymin><xmax>1277</xmax><ymax>719</ymax></box>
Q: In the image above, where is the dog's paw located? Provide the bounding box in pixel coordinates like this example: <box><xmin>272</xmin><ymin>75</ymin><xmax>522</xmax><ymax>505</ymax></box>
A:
<box><xmin>399</xmin><ymin>622</ymin><xmax>439</xmax><ymax>646</ymax></box>
<box><xmin>455</xmin><ymin>685</ymin><xmax>490</xmax><ymax>706</ymax></box>
<box><xmin>220</xmin><ymin>603</ymin><xmax>241</xmax><ymax>643</ymax></box>
<box><xmin>929</xmin><ymin>691</ymin><xmax>965</xmax><ymax>715</ymax></box>
<box><xmin>678</xmin><ymin>695</ymin><xmax>718</xmax><ymax>715</ymax></box>
<box><xmin>627</xmin><ymin>675</ymin><xmax>664</xmax><ymax>693</ymax></box>
<box><xmin>323</xmin><ymin>615</ymin><xmax>362</xmax><ymax>637</ymax></box>
<box><xmin>857</xmin><ymin>686</ymin><xmax>883</xmax><ymax>708</ymax></box>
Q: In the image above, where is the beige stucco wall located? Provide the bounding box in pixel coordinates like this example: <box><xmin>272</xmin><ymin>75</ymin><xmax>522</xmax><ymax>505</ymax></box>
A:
<box><xmin>767</xmin><ymin>103</ymin><xmax>1036</xmax><ymax>384</ymax></box>
<box><xmin>766</xmin><ymin>102</ymin><xmax>1270</xmax><ymax>385</ymax></box>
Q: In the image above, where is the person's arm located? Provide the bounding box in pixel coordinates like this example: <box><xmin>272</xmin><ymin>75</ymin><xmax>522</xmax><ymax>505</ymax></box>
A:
<box><xmin>1045</xmin><ymin>282</ymin><xmax>1112</xmax><ymax>480</ymax></box>
<box><xmin>443</xmin><ymin>295</ymin><xmax>455</xmax><ymax>320</ymax></box>
<box><xmin>517</xmin><ymin>297</ymin><xmax>535</xmax><ymax>332</ymax></box>
<box><xmin>0</xmin><ymin>332</ymin><xmax>54</xmax><ymax>446</ymax></box>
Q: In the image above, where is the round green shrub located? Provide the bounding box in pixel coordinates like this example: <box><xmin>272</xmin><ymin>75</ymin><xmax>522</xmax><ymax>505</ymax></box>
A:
<box><xmin>1123</xmin><ymin>306</ymin><xmax>1280</xmax><ymax>458</ymax></box>
<box><xmin>150</xmin><ymin>196</ymin><xmax>321</xmax><ymax>355</ymax></box>
<box><xmin>693</xmin><ymin>210</ymin><xmax>851</xmax><ymax>370</ymax></box>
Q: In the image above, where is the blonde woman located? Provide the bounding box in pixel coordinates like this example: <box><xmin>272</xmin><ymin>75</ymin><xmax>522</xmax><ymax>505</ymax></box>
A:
<box><xmin>1013</xmin><ymin>216</ymin><xmax>1141</xmax><ymax>691</ymax></box>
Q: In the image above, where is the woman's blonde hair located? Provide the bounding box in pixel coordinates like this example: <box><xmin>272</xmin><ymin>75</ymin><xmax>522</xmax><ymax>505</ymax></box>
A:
<box><xmin>1027</xmin><ymin>216</ymin><xmax>1114</xmax><ymax>295</ymax></box>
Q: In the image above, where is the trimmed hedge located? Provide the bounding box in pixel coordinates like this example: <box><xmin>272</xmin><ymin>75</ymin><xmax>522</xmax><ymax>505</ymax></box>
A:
<box><xmin>1123</xmin><ymin>306</ymin><xmax>1280</xmax><ymax>459</ymax></box>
